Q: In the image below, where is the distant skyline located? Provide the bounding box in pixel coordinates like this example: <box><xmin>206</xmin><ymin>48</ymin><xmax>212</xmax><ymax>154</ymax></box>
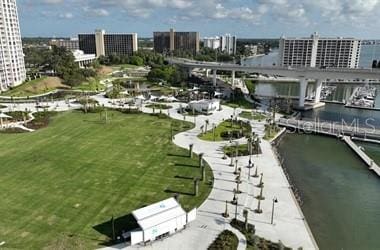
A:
<box><xmin>19</xmin><ymin>0</ymin><xmax>380</xmax><ymax>39</ymax></box>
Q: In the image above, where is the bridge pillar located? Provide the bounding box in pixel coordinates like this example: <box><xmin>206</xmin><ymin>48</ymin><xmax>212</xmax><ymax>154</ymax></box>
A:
<box><xmin>299</xmin><ymin>77</ymin><xmax>308</xmax><ymax>108</ymax></box>
<box><xmin>314</xmin><ymin>79</ymin><xmax>323</xmax><ymax>103</ymax></box>
<box><xmin>205</xmin><ymin>69</ymin><xmax>210</xmax><ymax>78</ymax></box>
<box><xmin>188</xmin><ymin>68</ymin><xmax>193</xmax><ymax>78</ymax></box>
<box><xmin>232</xmin><ymin>70</ymin><xmax>235</xmax><ymax>87</ymax></box>
<box><xmin>213</xmin><ymin>69</ymin><xmax>217</xmax><ymax>87</ymax></box>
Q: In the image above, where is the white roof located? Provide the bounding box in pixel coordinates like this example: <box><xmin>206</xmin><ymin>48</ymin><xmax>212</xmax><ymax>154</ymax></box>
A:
<box><xmin>189</xmin><ymin>99</ymin><xmax>219</xmax><ymax>105</ymax></box>
<box><xmin>132</xmin><ymin>198</ymin><xmax>186</xmax><ymax>230</ymax></box>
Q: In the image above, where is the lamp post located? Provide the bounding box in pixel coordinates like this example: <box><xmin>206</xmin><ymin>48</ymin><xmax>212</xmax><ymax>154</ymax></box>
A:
<box><xmin>234</xmin><ymin>159</ymin><xmax>239</xmax><ymax>175</ymax></box>
<box><xmin>234</xmin><ymin>197</ymin><xmax>239</xmax><ymax>220</ymax></box>
<box><xmin>271</xmin><ymin>197</ymin><xmax>278</xmax><ymax>225</ymax></box>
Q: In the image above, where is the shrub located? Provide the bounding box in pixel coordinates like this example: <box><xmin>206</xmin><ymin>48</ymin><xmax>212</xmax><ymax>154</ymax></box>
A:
<box><xmin>208</xmin><ymin>230</ymin><xmax>238</xmax><ymax>250</ymax></box>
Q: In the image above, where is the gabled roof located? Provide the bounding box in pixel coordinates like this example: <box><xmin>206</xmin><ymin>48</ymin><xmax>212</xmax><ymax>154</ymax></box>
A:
<box><xmin>132</xmin><ymin>198</ymin><xmax>186</xmax><ymax>230</ymax></box>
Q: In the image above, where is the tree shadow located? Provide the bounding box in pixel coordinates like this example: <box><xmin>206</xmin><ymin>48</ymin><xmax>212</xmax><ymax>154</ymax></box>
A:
<box><xmin>174</xmin><ymin>163</ymin><xmax>198</xmax><ymax>168</ymax></box>
<box><xmin>93</xmin><ymin>213</ymin><xmax>139</xmax><ymax>247</ymax></box>
<box><xmin>165</xmin><ymin>188</ymin><xmax>194</xmax><ymax>196</ymax></box>
<box><xmin>174</xmin><ymin>175</ymin><xmax>194</xmax><ymax>180</ymax></box>
<box><xmin>167</xmin><ymin>153</ymin><xmax>189</xmax><ymax>158</ymax></box>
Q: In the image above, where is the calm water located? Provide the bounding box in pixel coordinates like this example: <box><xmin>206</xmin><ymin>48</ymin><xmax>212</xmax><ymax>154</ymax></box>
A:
<box><xmin>302</xmin><ymin>103</ymin><xmax>380</xmax><ymax>128</ymax></box>
<box><xmin>277</xmin><ymin>134</ymin><xmax>380</xmax><ymax>250</ymax></box>
<box><xmin>249</xmin><ymin>44</ymin><xmax>380</xmax><ymax>249</ymax></box>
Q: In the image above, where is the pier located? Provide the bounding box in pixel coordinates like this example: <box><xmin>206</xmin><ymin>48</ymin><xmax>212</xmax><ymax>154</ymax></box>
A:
<box><xmin>277</xmin><ymin>118</ymin><xmax>380</xmax><ymax>177</ymax></box>
<box><xmin>342</xmin><ymin>136</ymin><xmax>380</xmax><ymax>176</ymax></box>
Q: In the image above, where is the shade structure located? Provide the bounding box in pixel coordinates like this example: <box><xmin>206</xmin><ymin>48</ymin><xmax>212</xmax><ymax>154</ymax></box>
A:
<box><xmin>159</xmin><ymin>95</ymin><xmax>168</xmax><ymax>101</ymax></box>
<box><xmin>0</xmin><ymin>113</ymin><xmax>12</xmax><ymax>128</ymax></box>
<box><xmin>0</xmin><ymin>113</ymin><xmax>12</xmax><ymax>118</ymax></box>
<box><xmin>149</xmin><ymin>95</ymin><xmax>159</xmax><ymax>101</ymax></box>
<box><xmin>214</xmin><ymin>91</ymin><xmax>223</xmax><ymax>97</ymax></box>
<box><xmin>167</xmin><ymin>96</ymin><xmax>178</xmax><ymax>102</ymax></box>
<box><xmin>135</xmin><ymin>95</ymin><xmax>146</xmax><ymax>100</ymax></box>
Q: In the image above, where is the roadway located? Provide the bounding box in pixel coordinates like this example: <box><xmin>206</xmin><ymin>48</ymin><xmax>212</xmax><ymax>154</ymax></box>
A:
<box><xmin>169</xmin><ymin>58</ymin><xmax>380</xmax><ymax>81</ymax></box>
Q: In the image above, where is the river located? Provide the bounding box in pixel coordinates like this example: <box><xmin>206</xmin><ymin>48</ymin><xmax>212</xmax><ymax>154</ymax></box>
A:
<box><xmin>249</xmin><ymin>45</ymin><xmax>380</xmax><ymax>249</ymax></box>
<box><xmin>277</xmin><ymin>133</ymin><xmax>380</xmax><ymax>250</ymax></box>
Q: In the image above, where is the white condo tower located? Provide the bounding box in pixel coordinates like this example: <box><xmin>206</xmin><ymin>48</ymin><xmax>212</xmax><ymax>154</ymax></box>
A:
<box><xmin>0</xmin><ymin>0</ymin><xmax>26</xmax><ymax>91</ymax></box>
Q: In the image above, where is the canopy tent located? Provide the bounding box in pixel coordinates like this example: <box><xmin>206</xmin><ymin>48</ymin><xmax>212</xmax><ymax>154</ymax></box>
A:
<box><xmin>149</xmin><ymin>95</ymin><xmax>159</xmax><ymax>101</ymax></box>
<box><xmin>0</xmin><ymin>113</ymin><xmax>12</xmax><ymax>128</ymax></box>
<box><xmin>167</xmin><ymin>96</ymin><xmax>178</xmax><ymax>102</ymax></box>
<box><xmin>135</xmin><ymin>95</ymin><xmax>146</xmax><ymax>100</ymax></box>
<box><xmin>214</xmin><ymin>91</ymin><xmax>223</xmax><ymax>97</ymax></box>
<box><xmin>159</xmin><ymin>95</ymin><xmax>168</xmax><ymax>101</ymax></box>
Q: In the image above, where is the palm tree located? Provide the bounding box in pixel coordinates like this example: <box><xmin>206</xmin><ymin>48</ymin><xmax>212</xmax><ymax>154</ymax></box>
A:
<box><xmin>205</xmin><ymin>119</ymin><xmax>209</xmax><ymax>132</ymax></box>
<box><xmin>243</xmin><ymin>209</ymin><xmax>249</xmax><ymax>231</ymax></box>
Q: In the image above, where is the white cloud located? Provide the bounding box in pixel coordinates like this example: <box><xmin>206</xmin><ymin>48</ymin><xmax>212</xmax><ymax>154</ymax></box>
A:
<box><xmin>83</xmin><ymin>7</ymin><xmax>109</xmax><ymax>17</ymax></box>
<box><xmin>59</xmin><ymin>12</ymin><xmax>74</xmax><ymax>19</ymax></box>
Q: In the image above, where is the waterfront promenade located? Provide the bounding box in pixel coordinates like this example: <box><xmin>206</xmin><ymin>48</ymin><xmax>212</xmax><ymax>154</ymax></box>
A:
<box><xmin>91</xmin><ymin>98</ymin><xmax>318</xmax><ymax>249</ymax></box>
<box><xmin>1</xmin><ymin>96</ymin><xmax>318</xmax><ymax>249</ymax></box>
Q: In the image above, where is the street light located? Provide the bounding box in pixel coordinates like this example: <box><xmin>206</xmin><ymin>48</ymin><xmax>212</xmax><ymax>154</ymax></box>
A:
<box><xmin>271</xmin><ymin>197</ymin><xmax>279</xmax><ymax>225</ymax></box>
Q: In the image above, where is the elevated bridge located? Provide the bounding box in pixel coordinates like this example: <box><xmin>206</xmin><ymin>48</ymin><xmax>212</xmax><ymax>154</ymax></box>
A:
<box><xmin>169</xmin><ymin>58</ymin><xmax>380</xmax><ymax>109</ymax></box>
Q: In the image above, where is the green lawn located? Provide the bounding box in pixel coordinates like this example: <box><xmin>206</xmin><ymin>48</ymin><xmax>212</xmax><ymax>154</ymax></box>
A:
<box><xmin>0</xmin><ymin>111</ymin><xmax>212</xmax><ymax>249</ymax></box>
<box><xmin>239</xmin><ymin>111</ymin><xmax>267</xmax><ymax>121</ymax></box>
<box><xmin>224</xmin><ymin>96</ymin><xmax>255</xmax><ymax>109</ymax></box>
<box><xmin>198</xmin><ymin>120</ymin><xmax>251</xmax><ymax>142</ymax></box>
<box><xmin>1</xmin><ymin>77</ymin><xmax>68</xmax><ymax>97</ymax></box>
<box><xmin>73</xmin><ymin>78</ymin><xmax>104</xmax><ymax>91</ymax></box>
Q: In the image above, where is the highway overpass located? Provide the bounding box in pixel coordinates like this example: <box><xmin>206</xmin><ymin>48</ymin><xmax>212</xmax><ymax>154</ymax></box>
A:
<box><xmin>169</xmin><ymin>58</ymin><xmax>380</xmax><ymax>109</ymax></box>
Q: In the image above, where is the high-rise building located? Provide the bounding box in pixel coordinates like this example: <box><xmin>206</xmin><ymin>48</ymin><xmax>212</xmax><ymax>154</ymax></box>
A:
<box><xmin>278</xmin><ymin>32</ymin><xmax>361</xmax><ymax>68</ymax></box>
<box><xmin>78</xmin><ymin>29</ymin><xmax>138</xmax><ymax>57</ymax></box>
<box><xmin>50</xmin><ymin>38</ymin><xmax>80</xmax><ymax>51</ymax></box>
<box><xmin>220</xmin><ymin>34</ymin><xmax>237</xmax><ymax>55</ymax></box>
<box><xmin>153</xmin><ymin>29</ymin><xmax>200</xmax><ymax>54</ymax></box>
<box><xmin>0</xmin><ymin>0</ymin><xmax>26</xmax><ymax>91</ymax></box>
<box><xmin>203</xmin><ymin>37</ymin><xmax>221</xmax><ymax>50</ymax></box>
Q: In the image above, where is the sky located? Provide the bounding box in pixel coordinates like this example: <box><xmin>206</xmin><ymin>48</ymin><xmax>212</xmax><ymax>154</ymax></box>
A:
<box><xmin>18</xmin><ymin>0</ymin><xmax>380</xmax><ymax>39</ymax></box>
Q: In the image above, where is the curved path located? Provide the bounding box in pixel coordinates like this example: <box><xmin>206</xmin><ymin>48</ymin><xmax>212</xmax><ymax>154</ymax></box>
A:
<box><xmin>0</xmin><ymin>96</ymin><xmax>318</xmax><ymax>249</ymax></box>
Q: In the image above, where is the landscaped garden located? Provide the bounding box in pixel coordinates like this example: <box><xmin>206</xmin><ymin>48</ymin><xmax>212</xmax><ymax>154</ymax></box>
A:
<box><xmin>222</xmin><ymin>140</ymin><xmax>261</xmax><ymax>157</ymax></box>
<box><xmin>230</xmin><ymin>219</ymin><xmax>290</xmax><ymax>250</ymax></box>
<box><xmin>264</xmin><ymin>123</ymin><xmax>282</xmax><ymax>140</ymax></box>
<box><xmin>208</xmin><ymin>230</ymin><xmax>239</xmax><ymax>250</ymax></box>
<box><xmin>239</xmin><ymin>111</ymin><xmax>267</xmax><ymax>121</ymax></box>
<box><xmin>0</xmin><ymin>111</ymin><xmax>212</xmax><ymax>249</ymax></box>
<box><xmin>145</xmin><ymin>103</ymin><xmax>173</xmax><ymax>110</ymax></box>
<box><xmin>198</xmin><ymin>119</ymin><xmax>252</xmax><ymax>141</ymax></box>
<box><xmin>1</xmin><ymin>77</ymin><xmax>70</xmax><ymax>97</ymax></box>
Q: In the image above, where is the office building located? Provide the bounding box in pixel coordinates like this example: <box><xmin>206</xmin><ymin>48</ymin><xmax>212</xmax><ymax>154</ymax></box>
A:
<box><xmin>73</xmin><ymin>50</ymin><xmax>96</xmax><ymax>68</ymax></box>
<box><xmin>78</xmin><ymin>29</ymin><xmax>138</xmax><ymax>57</ymax></box>
<box><xmin>220</xmin><ymin>34</ymin><xmax>237</xmax><ymax>55</ymax></box>
<box><xmin>203</xmin><ymin>37</ymin><xmax>220</xmax><ymax>50</ymax></box>
<box><xmin>153</xmin><ymin>29</ymin><xmax>200</xmax><ymax>54</ymax></box>
<box><xmin>50</xmin><ymin>38</ymin><xmax>79</xmax><ymax>51</ymax></box>
<box><xmin>278</xmin><ymin>32</ymin><xmax>361</xmax><ymax>68</ymax></box>
<box><xmin>0</xmin><ymin>0</ymin><xmax>26</xmax><ymax>91</ymax></box>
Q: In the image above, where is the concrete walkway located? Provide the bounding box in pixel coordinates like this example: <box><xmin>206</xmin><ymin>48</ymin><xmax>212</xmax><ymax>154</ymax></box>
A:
<box><xmin>101</xmin><ymin>103</ymin><xmax>317</xmax><ymax>250</ymax></box>
<box><xmin>0</xmin><ymin>96</ymin><xmax>318</xmax><ymax>249</ymax></box>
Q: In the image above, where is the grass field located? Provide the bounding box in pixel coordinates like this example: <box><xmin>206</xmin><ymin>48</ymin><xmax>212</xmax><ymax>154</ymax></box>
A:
<box><xmin>1</xmin><ymin>77</ymin><xmax>69</xmax><ymax>97</ymax></box>
<box><xmin>73</xmin><ymin>78</ymin><xmax>104</xmax><ymax>91</ymax></box>
<box><xmin>0</xmin><ymin>111</ymin><xmax>212</xmax><ymax>249</ymax></box>
<box><xmin>239</xmin><ymin>111</ymin><xmax>267</xmax><ymax>121</ymax></box>
<box><xmin>198</xmin><ymin>120</ymin><xmax>251</xmax><ymax>142</ymax></box>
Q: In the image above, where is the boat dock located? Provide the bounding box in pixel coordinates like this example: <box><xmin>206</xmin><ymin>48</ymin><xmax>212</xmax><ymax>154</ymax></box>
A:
<box><xmin>342</xmin><ymin>136</ymin><xmax>380</xmax><ymax>176</ymax></box>
<box><xmin>278</xmin><ymin>118</ymin><xmax>380</xmax><ymax>177</ymax></box>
